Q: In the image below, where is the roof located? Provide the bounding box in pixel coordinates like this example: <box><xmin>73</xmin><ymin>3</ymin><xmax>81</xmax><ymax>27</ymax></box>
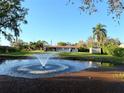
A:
<box><xmin>47</xmin><ymin>45</ymin><xmax>79</xmax><ymax>48</ymax></box>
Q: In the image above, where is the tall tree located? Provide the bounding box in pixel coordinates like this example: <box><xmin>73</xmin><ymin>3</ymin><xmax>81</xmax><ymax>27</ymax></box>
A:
<box><xmin>0</xmin><ymin>0</ymin><xmax>28</xmax><ymax>42</ymax></box>
<box><xmin>93</xmin><ymin>23</ymin><xmax>107</xmax><ymax>47</ymax></box>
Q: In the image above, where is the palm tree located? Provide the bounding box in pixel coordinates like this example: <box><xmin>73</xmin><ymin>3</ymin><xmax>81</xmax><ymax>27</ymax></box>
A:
<box><xmin>93</xmin><ymin>23</ymin><xmax>107</xmax><ymax>47</ymax></box>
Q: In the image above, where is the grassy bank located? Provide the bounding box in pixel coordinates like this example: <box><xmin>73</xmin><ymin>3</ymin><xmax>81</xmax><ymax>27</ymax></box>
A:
<box><xmin>0</xmin><ymin>50</ymin><xmax>44</xmax><ymax>59</ymax></box>
<box><xmin>58</xmin><ymin>52</ymin><xmax>124</xmax><ymax>64</ymax></box>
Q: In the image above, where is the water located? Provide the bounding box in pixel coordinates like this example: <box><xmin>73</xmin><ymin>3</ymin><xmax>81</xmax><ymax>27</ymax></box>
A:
<box><xmin>34</xmin><ymin>53</ymin><xmax>51</xmax><ymax>68</ymax></box>
<box><xmin>0</xmin><ymin>54</ymin><xmax>115</xmax><ymax>79</ymax></box>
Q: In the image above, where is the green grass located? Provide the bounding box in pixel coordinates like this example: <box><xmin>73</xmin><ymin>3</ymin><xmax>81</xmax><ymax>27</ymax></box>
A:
<box><xmin>0</xmin><ymin>50</ymin><xmax>44</xmax><ymax>56</ymax></box>
<box><xmin>1</xmin><ymin>51</ymin><xmax>124</xmax><ymax>64</ymax></box>
<box><xmin>58</xmin><ymin>52</ymin><xmax>124</xmax><ymax>64</ymax></box>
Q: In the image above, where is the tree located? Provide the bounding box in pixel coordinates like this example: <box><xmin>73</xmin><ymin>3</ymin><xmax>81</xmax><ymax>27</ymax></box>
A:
<box><xmin>28</xmin><ymin>40</ymin><xmax>48</xmax><ymax>50</ymax></box>
<box><xmin>35</xmin><ymin>40</ymin><xmax>43</xmax><ymax>50</ymax></box>
<box><xmin>0</xmin><ymin>0</ymin><xmax>28</xmax><ymax>42</ymax></box>
<box><xmin>66</xmin><ymin>42</ymin><xmax>72</xmax><ymax>46</ymax></box>
<box><xmin>57</xmin><ymin>42</ymin><xmax>67</xmax><ymax>46</ymax></box>
<box><xmin>68</xmin><ymin>0</ymin><xmax>124</xmax><ymax>21</ymax></box>
<box><xmin>105</xmin><ymin>38</ymin><xmax>121</xmax><ymax>45</ymax></box>
<box><xmin>40</xmin><ymin>40</ymin><xmax>48</xmax><ymax>46</ymax></box>
<box><xmin>102</xmin><ymin>37</ymin><xmax>120</xmax><ymax>55</ymax></box>
<box><xmin>29</xmin><ymin>42</ymin><xmax>36</xmax><ymax>50</ymax></box>
<box><xmin>11</xmin><ymin>39</ymin><xmax>28</xmax><ymax>50</ymax></box>
<box><xmin>93</xmin><ymin>23</ymin><xmax>107</xmax><ymax>47</ymax></box>
<box><xmin>76</xmin><ymin>40</ymin><xmax>87</xmax><ymax>48</ymax></box>
<box><xmin>35</xmin><ymin>40</ymin><xmax>48</xmax><ymax>50</ymax></box>
<box><xmin>87</xmin><ymin>36</ymin><xmax>94</xmax><ymax>48</ymax></box>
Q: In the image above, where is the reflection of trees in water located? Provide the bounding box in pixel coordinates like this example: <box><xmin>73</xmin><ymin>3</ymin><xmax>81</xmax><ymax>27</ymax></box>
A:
<box><xmin>0</xmin><ymin>59</ymin><xmax>6</xmax><ymax>64</ymax></box>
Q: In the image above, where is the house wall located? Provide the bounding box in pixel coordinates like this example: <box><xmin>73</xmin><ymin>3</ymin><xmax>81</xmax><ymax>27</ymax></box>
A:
<box><xmin>55</xmin><ymin>48</ymin><xmax>78</xmax><ymax>52</ymax></box>
<box><xmin>45</xmin><ymin>46</ymin><xmax>78</xmax><ymax>52</ymax></box>
<box><xmin>89</xmin><ymin>48</ymin><xmax>101</xmax><ymax>54</ymax></box>
<box><xmin>119</xmin><ymin>44</ymin><xmax>124</xmax><ymax>48</ymax></box>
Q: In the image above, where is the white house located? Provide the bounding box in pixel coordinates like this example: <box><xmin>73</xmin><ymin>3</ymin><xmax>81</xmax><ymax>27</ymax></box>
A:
<box><xmin>45</xmin><ymin>46</ymin><xmax>78</xmax><ymax>52</ymax></box>
<box><xmin>89</xmin><ymin>47</ymin><xmax>101</xmax><ymax>54</ymax></box>
<box><xmin>119</xmin><ymin>44</ymin><xmax>124</xmax><ymax>48</ymax></box>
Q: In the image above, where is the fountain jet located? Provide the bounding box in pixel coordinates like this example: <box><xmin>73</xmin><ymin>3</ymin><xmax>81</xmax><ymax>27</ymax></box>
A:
<box><xmin>35</xmin><ymin>54</ymin><xmax>51</xmax><ymax>68</ymax></box>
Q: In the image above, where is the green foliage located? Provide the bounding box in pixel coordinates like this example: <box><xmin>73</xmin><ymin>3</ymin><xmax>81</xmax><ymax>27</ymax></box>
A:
<box><xmin>0</xmin><ymin>0</ymin><xmax>28</xmax><ymax>42</ymax></box>
<box><xmin>113</xmin><ymin>48</ymin><xmax>124</xmax><ymax>57</ymax></box>
<box><xmin>0</xmin><ymin>50</ymin><xmax>44</xmax><ymax>57</ymax></box>
<box><xmin>11</xmin><ymin>39</ymin><xmax>28</xmax><ymax>50</ymax></box>
<box><xmin>29</xmin><ymin>40</ymin><xmax>48</xmax><ymax>50</ymax></box>
<box><xmin>102</xmin><ymin>44</ymin><xmax>118</xmax><ymax>55</ymax></box>
<box><xmin>93</xmin><ymin>23</ymin><xmax>107</xmax><ymax>47</ymax></box>
<box><xmin>11</xmin><ymin>40</ymin><xmax>48</xmax><ymax>51</ymax></box>
<box><xmin>0</xmin><ymin>46</ymin><xmax>19</xmax><ymax>54</ymax></box>
<box><xmin>102</xmin><ymin>38</ymin><xmax>120</xmax><ymax>55</ymax></box>
<box><xmin>35</xmin><ymin>40</ymin><xmax>48</xmax><ymax>50</ymax></box>
<box><xmin>58</xmin><ymin>52</ymin><xmax>124</xmax><ymax>64</ymax></box>
<box><xmin>78</xmin><ymin>47</ymin><xmax>89</xmax><ymax>52</ymax></box>
<box><xmin>57</xmin><ymin>42</ymin><xmax>67</xmax><ymax>46</ymax></box>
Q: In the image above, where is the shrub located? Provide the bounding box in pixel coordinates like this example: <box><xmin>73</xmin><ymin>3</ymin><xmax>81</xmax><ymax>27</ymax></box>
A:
<box><xmin>113</xmin><ymin>48</ymin><xmax>124</xmax><ymax>57</ymax></box>
<box><xmin>78</xmin><ymin>47</ymin><xmax>89</xmax><ymax>52</ymax></box>
<box><xmin>102</xmin><ymin>45</ymin><xmax>117</xmax><ymax>55</ymax></box>
<box><xmin>0</xmin><ymin>46</ymin><xmax>19</xmax><ymax>54</ymax></box>
<box><xmin>8</xmin><ymin>47</ymin><xmax>20</xmax><ymax>53</ymax></box>
<box><xmin>102</xmin><ymin>42</ymin><xmax>118</xmax><ymax>55</ymax></box>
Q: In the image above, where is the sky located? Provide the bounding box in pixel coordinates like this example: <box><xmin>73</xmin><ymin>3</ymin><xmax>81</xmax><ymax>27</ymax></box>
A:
<box><xmin>1</xmin><ymin>0</ymin><xmax>124</xmax><ymax>45</ymax></box>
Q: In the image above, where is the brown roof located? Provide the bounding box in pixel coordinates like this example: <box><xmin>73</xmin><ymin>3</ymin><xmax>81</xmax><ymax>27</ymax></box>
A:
<box><xmin>47</xmin><ymin>45</ymin><xmax>79</xmax><ymax>48</ymax></box>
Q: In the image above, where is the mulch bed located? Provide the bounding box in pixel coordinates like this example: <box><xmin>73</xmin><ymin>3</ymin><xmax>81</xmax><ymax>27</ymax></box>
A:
<box><xmin>0</xmin><ymin>71</ymin><xmax>124</xmax><ymax>93</ymax></box>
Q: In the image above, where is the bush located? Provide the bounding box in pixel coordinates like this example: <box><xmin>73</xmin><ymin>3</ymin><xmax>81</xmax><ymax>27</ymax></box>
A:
<box><xmin>113</xmin><ymin>48</ymin><xmax>124</xmax><ymax>57</ymax></box>
<box><xmin>78</xmin><ymin>47</ymin><xmax>89</xmax><ymax>52</ymax></box>
<box><xmin>102</xmin><ymin>43</ymin><xmax>118</xmax><ymax>55</ymax></box>
<box><xmin>8</xmin><ymin>47</ymin><xmax>20</xmax><ymax>53</ymax></box>
<box><xmin>102</xmin><ymin>38</ymin><xmax>120</xmax><ymax>55</ymax></box>
<box><xmin>102</xmin><ymin>46</ymin><xmax>117</xmax><ymax>55</ymax></box>
<box><xmin>0</xmin><ymin>46</ymin><xmax>19</xmax><ymax>54</ymax></box>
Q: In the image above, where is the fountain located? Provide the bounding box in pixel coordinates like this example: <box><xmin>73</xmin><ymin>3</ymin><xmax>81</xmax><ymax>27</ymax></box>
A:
<box><xmin>34</xmin><ymin>53</ymin><xmax>51</xmax><ymax>69</ymax></box>
<box><xmin>0</xmin><ymin>53</ymin><xmax>99</xmax><ymax>79</ymax></box>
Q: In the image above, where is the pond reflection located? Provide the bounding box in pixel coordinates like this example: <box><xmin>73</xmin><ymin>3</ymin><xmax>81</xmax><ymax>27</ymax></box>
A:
<box><xmin>97</xmin><ymin>62</ymin><xmax>114</xmax><ymax>67</ymax></box>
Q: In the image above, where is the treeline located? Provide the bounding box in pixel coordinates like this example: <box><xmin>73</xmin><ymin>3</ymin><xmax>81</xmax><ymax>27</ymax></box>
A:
<box><xmin>11</xmin><ymin>40</ymin><xmax>48</xmax><ymax>51</ymax></box>
<box><xmin>57</xmin><ymin>37</ymin><xmax>121</xmax><ymax>53</ymax></box>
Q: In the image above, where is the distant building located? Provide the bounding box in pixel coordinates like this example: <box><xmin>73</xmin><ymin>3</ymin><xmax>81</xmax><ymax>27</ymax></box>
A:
<box><xmin>119</xmin><ymin>44</ymin><xmax>124</xmax><ymax>48</ymax></box>
<box><xmin>45</xmin><ymin>46</ymin><xmax>78</xmax><ymax>52</ymax></box>
<box><xmin>89</xmin><ymin>47</ymin><xmax>101</xmax><ymax>54</ymax></box>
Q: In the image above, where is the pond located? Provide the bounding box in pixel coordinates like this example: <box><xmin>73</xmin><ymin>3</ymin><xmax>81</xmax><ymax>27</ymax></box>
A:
<box><xmin>0</xmin><ymin>54</ymin><xmax>116</xmax><ymax>79</ymax></box>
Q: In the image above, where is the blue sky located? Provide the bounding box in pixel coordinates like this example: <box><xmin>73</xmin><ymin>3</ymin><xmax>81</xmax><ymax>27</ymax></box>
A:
<box><xmin>1</xmin><ymin>0</ymin><xmax>124</xmax><ymax>45</ymax></box>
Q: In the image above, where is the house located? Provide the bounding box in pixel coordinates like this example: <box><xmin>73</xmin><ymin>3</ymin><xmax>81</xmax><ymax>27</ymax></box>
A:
<box><xmin>45</xmin><ymin>45</ymin><xmax>79</xmax><ymax>52</ymax></box>
<box><xmin>119</xmin><ymin>44</ymin><xmax>124</xmax><ymax>48</ymax></box>
<box><xmin>89</xmin><ymin>47</ymin><xmax>102</xmax><ymax>54</ymax></box>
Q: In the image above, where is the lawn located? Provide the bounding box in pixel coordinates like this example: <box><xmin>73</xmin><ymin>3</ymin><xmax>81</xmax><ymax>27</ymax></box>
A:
<box><xmin>0</xmin><ymin>50</ymin><xmax>44</xmax><ymax>56</ymax></box>
<box><xmin>0</xmin><ymin>50</ymin><xmax>44</xmax><ymax>59</ymax></box>
<box><xmin>58</xmin><ymin>52</ymin><xmax>124</xmax><ymax>64</ymax></box>
<box><xmin>1</xmin><ymin>51</ymin><xmax>124</xmax><ymax>64</ymax></box>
